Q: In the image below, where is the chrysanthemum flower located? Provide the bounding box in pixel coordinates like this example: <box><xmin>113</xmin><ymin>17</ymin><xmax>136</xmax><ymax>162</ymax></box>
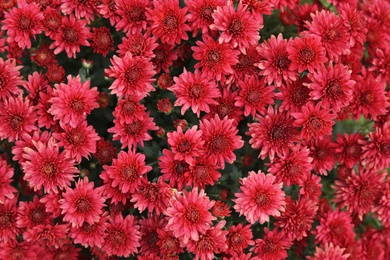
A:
<box><xmin>61</xmin><ymin>0</ymin><xmax>98</xmax><ymax>22</ymax></box>
<box><xmin>117</xmin><ymin>32</ymin><xmax>158</xmax><ymax>59</ymax></box>
<box><xmin>338</xmin><ymin>3</ymin><xmax>367</xmax><ymax>48</ymax></box>
<box><xmin>2</xmin><ymin>0</ymin><xmax>43</xmax><ymax>49</ymax></box>
<box><xmin>42</xmin><ymin>7</ymin><xmax>62</xmax><ymax>39</ymax></box>
<box><xmin>0</xmin><ymin>159</ymin><xmax>17</xmax><ymax>204</ymax></box>
<box><xmin>333</xmin><ymin>167</ymin><xmax>385</xmax><ymax>220</ymax></box>
<box><xmin>315</xmin><ymin>209</ymin><xmax>355</xmax><ymax>247</ymax></box>
<box><xmin>257</xmin><ymin>33</ymin><xmax>297</xmax><ymax>87</ymax></box>
<box><xmin>165</xmin><ymin>189</ymin><xmax>215</xmax><ymax>244</ymax></box>
<box><xmin>228</xmin><ymin>45</ymin><xmax>261</xmax><ymax>85</ymax></box>
<box><xmin>50</xmin><ymin>14</ymin><xmax>92</xmax><ymax>58</ymax></box>
<box><xmin>275</xmin><ymin>197</ymin><xmax>318</xmax><ymax>241</ymax></box>
<box><xmin>152</xmin><ymin>43</ymin><xmax>178</xmax><ymax>73</ymax></box>
<box><xmin>103</xmin><ymin>150</ymin><xmax>151</xmax><ymax>194</ymax></box>
<box><xmin>157</xmin><ymin>227</ymin><xmax>184</xmax><ymax>256</ymax></box>
<box><xmin>23</xmin><ymin>223</ymin><xmax>68</xmax><ymax>249</ymax></box>
<box><xmin>159</xmin><ymin>148</ymin><xmax>190</xmax><ymax>191</ymax></box>
<box><xmin>242</xmin><ymin>0</ymin><xmax>272</xmax><ymax>23</ymax></box>
<box><xmin>287</xmin><ymin>35</ymin><xmax>327</xmax><ymax>73</ymax></box>
<box><xmin>211</xmin><ymin>200</ymin><xmax>231</xmax><ymax>218</ymax></box>
<box><xmin>185</xmin><ymin>0</ymin><xmax>225</xmax><ymax>37</ymax></box>
<box><xmin>192</xmin><ymin>34</ymin><xmax>240</xmax><ymax>82</ymax></box>
<box><xmin>46</xmin><ymin>64</ymin><xmax>65</xmax><ymax>83</ymax></box>
<box><xmin>112</xmin><ymin>96</ymin><xmax>146</xmax><ymax>124</ymax></box>
<box><xmin>210</xmin><ymin>1</ymin><xmax>262</xmax><ymax>54</ymax></box>
<box><xmin>24</xmin><ymin>72</ymin><xmax>50</xmax><ymax>106</ymax></box>
<box><xmin>247</xmin><ymin>105</ymin><xmax>299</xmax><ymax>160</ymax></box>
<box><xmin>114</xmin><ymin>0</ymin><xmax>150</xmax><ymax>35</ymax></box>
<box><xmin>373</xmin><ymin>182</ymin><xmax>390</xmax><ymax>228</ymax></box>
<box><xmin>36</xmin><ymin>88</ymin><xmax>56</xmax><ymax>129</ymax></box>
<box><xmin>40</xmin><ymin>192</ymin><xmax>62</xmax><ymax>218</ymax></box>
<box><xmin>93</xmin><ymin>138</ymin><xmax>116</xmax><ymax>165</ymax></box>
<box><xmin>31</xmin><ymin>44</ymin><xmax>56</xmax><ymax>68</ymax></box>
<box><xmin>0</xmin><ymin>198</ymin><xmax>19</xmax><ymax>243</ymax></box>
<box><xmin>108</xmin><ymin>111</ymin><xmax>158</xmax><ymax>150</ymax></box>
<box><xmin>48</xmin><ymin>243</ymin><xmax>81</xmax><ymax>259</ymax></box>
<box><xmin>99</xmin><ymin>170</ymin><xmax>130</xmax><ymax>205</ymax></box>
<box><xmin>48</xmin><ymin>75</ymin><xmax>99</xmax><ymax>128</ymax></box>
<box><xmin>105</xmin><ymin>53</ymin><xmax>156</xmax><ymax>98</ymax></box>
<box><xmin>59</xmin><ymin>177</ymin><xmax>105</xmax><ymax>228</ymax></box>
<box><xmin>308</xmin><ymin>243</ymin><xmax>350</xmax><ymax>260</ymax></box>
<box><xmin>52</xmin><ymin>121</ymin><xmax>100</xmax><ymax>164</ymax></box>
<box><xmin>268</xmin><ymin>145</ymin><xmax>313</xmax><ymax>186</ymax></box>
<box><xmin>332</xmin><ymin>133</ymin><xmax>364</xmax><ymax>168</ymax></box>
<box><xmin>0</xmin><ymin>95</ymin><xmax>37</xmax><ymax>142</ymax></box>
<box><xmin>146</xmin><ymin>0</ymin><xmax>190</xmax><ymax>45</ymax></box>
<box><xmin>169</xmin><ymin>69</ymin><xmax>220</xmax><ymax>117</ymax></box>
<box><xmin>186</xmin><ymin>220</ymin><xmax>228</xmax><ymax>260</ymax></box>
<box><xmin>97</xmin><ymin>0</ymin><xmax>120</xmax><ymax>26</ymax></box>
<box><xmin>233</xmin><ymin>171</ymin><xmax>286</xmax><ymax>224</ymax></box>
<box><xmin>299</xmin><ymin>173</ymin><xmax>322</xmax><ymax>202</ymax></box>
<box><xmin>22</xmin><ymin>138</ymin><xmax>79</xmax><ymax>193</ymax></box>
<box><xmin>200</xmin><ymin>115</ymin><xmax>244</xmax><ymax>169</ymax></box>
<box><xmin>235</xmin><ymin>75</ymin><xmax>275</xmax><ymax>117</ymax></box>
<box><xmin>304</xmin><ymin>10</ymin><xmax>350</xmax><ymax>62</ymax></box>
<box><xmin>102</xmin><ymin>214</ymin><xmax>140</xmax><ymax>257</ymax></box>
<box><xmin>0</xmin><ymin>240</ymin><xmax>38</xmax><ymax>260</ymax></box>
<box><xmin>226</xmin><ymin>224</ymin><xmax>254</xmax><ymax>255</ymax></box>
<box><xmin>251</xmin><ymin>228</ymin><xmax>293</xmax><ymax>260</ymax></box>
<box><xmin>0</xmin><ymin>57</ymin><xmax>24</xmax><ymax>101</ymax></box>
<box><xmin>185</xmin><ymin>154</ymin><xmax>221</xmax><ymax>189</ymax></box>
<box><xmin>90</xmin><ymin>26</ymin><xmax>114</xmax><ymax>57</ymax></box>
<box><xmin>138</xmin><ymin>215</ymin><xmax>166</xmax><ymax>255</ymax></box>
<box><xmin>16</xmin><ymin>196</ymin><xmax>53</xmax><ymax>230</ymax></box>
<box><xmin>292</xmin><ymin>102</ymin><xmax>336</xmax><ymax>140</ymax></box>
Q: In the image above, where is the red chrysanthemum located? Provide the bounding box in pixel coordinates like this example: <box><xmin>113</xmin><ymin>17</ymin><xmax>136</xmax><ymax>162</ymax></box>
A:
<box><xmin>308</xmin><ymin>243</ymin><xmax>350</xmax><ymax>260</ymax></box>
<box><xmin>151</xmin><ymin>43</ymin><xmax>178</xmax><ymax>73</ymax></box>
<box><xmin>105</xmin><ymin>53</ymin><xmax>156</xmax><ymax>98</ymax></box>
<box><xmin>59</xmin><ymin>177</ymin><xmax>105</xmax><ymax>228</ymax></box>
<box><xmin>235</xmin><ymin>75</ymin><xmax>275</xmax><ymax>117</ymax></box>
<box><xmin>210</xmin><ymin>2</ymin><xmax>262</xmax><ymax>53</ymax></box>
<box><xmin>185</xmin><ymin>154</ymin><xmax>221</xmax><ymax>189</ymax></box>
<box><xmin>157</xmin><ymin>227</ymin><xmax>184</xmax><ymax>256</ymax></box>
<box><xmin>233</xmin><ymin>171</ymin><xmax>286</xmax><ymax>224</ymax></box>
<box><xmin>251</xmin><ymin>228</ymin><xmax>293</xmax><ymax>260</ymax></box>
<box><xmin>333</xmin><ymin>167</ymin><xmax>385</xmax><ymax>220</ymax></box>
<box><xmin>0</xmin><ymin>198</ymin><xmax>19</xmax><ymax>243</ymax></box>
<box><xmin>23</xmin><ymin>223</ymin><xmax>68</xmax><ymax>249</ymax></box>
<box><xmin>338</xmin><ymin>3</ymin><xmax>367</xmax><ymax>48</ymax></box>
<box><xmin>292</xmin><ymin>102</ymin><xmax>336</xmax><ymax>140</ymax></box>
<box><xmin>369</xmin><ymin>46</ymin><xmax>390</xmax><ymax>84</ymax></box>
<box><xmin>90</xmin><ymin>26</ymin><xmax>114</xmax><ymax>57</ymax></box>
<box><xmin>165</xmin><ymin>188</ymin><xmax>215</xmax><ymax>244</ymax></box>
<box><xmin>287</xmin><ymin>35</ymin><xmax>328</xmax><ymax>73</ymax></box>
<box><xmin>117</xmin><ymin>31</ymin><xmax>158</xmax><ymax>59</ymax></box>
<box><xmin>16</xmin><ymin>195</ymin><xmax>53</xmax><ymax>230</ymax></box>
<box><xmin>299</xmin><ymin>173</ymin><xmax>322</xmax><ymax>202</ymax></box>
<box><xmin>61</xmin><ymin>0</ymin><xmax>98</xmax><ymax>22</ymax></box>
<box><xmin>102</xmin><ymin>214</ymin><xmax>140</xmax><ymax>257</ymax></box>
<box><xmin>93</xmin><ymin>138</ymin><xmax>116</xmax><ymax>165</ymax></box>
<box><xmin>228</xmin><ymin>45</ymin><xmax>261</xmax><ymax>86</ymax></box>
<box><xmin>40</xmin><ymin>192</ymin><xmax>62</xmax><ymax>218</ymax></box>
<box><xmin>192</xmin><ymin>34</ymin><xmax>240</xmax><ymax>82</ymax></box>
<box><xmin>42</xmin><ymin>7</ymin><xmax>62</xmax><ymax>39</ymax></box>
<box><xmin>0</xmin><ymin>240</ymin><xmax>38</xmax><ymax>260</ymax></box>
<box><xmin>169</xmin><ymin>68</ymin><xmax>220</xmax><ymax>117</ymax></box>
<box><xmin>114</xmin><ymin>0</ymin><xmax>150</xmax><ymax>35</ymax></box>
<box><xmin>276</xmin><ymin>76</ymin><xmax>312</xmax><ymax>113</ymax></box>
<box><xmin>31</xmin><ymin>43</ymin><xmax>57</xmax><ymax>68</ymax></box>
<box><xmin>373</xmin><ymin>182</ymin><xmax>390</xmax><ymax>228</ymax></box>
<box><xmin>48</xmin><ymin>75</ymin><xmax>99</xmax><ymax>128</ymax></box>
<box><xmin>0</xmin><ymin>57</ymin><xmax>24</xmax><ymax>101</ymax></box>
<box><xmin>159</xmin><ymin>148</ymin><xmax>190</xmax><ymax>191</ymax></box>
<box><xmin>186</xmin><ymin>220</ymin><xmax>228</xmax><ymax>260</ymax></box>
<box><xmin>112</xmin><ymin>96</ymin><xmax>146</xmax><ymax>124</ymax></box>
<box><xmin>242</xmin><ymin>0</ymin><xmax>272</xmax><ymax>23</ymax></box>
<box><xmin>226</xmin><ymin>224</ymin><xmax>254</xmax><ymax>255</ymax></box>
<box><xmin>0</xmin><ymin>95</ymin><xmax>37</xmax><ymax>142</ymax></box>
<box><xmin>332</xmin><ymin>133</ymin><xmax>364</xmax><ymax>168</ymax></box>
<box><xmin>138</xmin><ymin>215</ymin><xmax>166</xmax><ymax>255</ymax></box>
<box><xmin>99</xmin><ymin>170</ymin><xmax>130</xmax><ymax>205</ymax></box>
<box><xmin>0</xmin><ymin>159</ymin><xmax>17</xmax><ymax>204</ymax></box>
<box><xmin>257</xmin><ymin>33</ymin><xmax>297</xmax><ymax>87</ymax></box>
<box><xmin>211</xmin><ymin>200</ymin><xmax>231</xmax><ymax>218</ymax></box>
<box><xmin>97</xmin><ymin>0</ymin><xmax>120</xmax><ymax>26</ymax></box>
<box><xmin>52</xmin><ymin>121</ymin><xmax>100</xmax><ymax>164</ymax></box>
<box><xmin>2</xmin><ymin>0</ymin><xmax>43</xmax><ymax>49</ymax></box>
<box><xmin>103</xmin><ymin>150</ymin><xmax>151</xmax><ymax>194</ymax></box>
<box><xmin>36</xmin><ymin>88</ymin><xmax>56</xmax><ymax>129</ymax></box>
<box><xmin>200</xmin><ymin>115</ymin><xmax>244</xmax><ymax>169</ymax></box>
<box><xmin>46</xmin><ymin>64</ymin><xmax>65</xmax><ymax>83</ymax></box>
<box><xmin>247</xmin><ymin>105</ymin><xmax>299</xmax><ymax>160</ymax></box>
<box><xmin>304</xmin><ymin>10</ymin><xmax>350</xmax><ymax>62</ymax></box>
<box><xmin>50</xmin><ymin>14</ymin><xmax>92</xmax><ymax>58</ymax></box>
<box><xmin>303</xmin><ymin>136</ymin><xmax>336</xmax><ymax>175</ymax></box>
<box><xmin>22</xmin><ymin>138</ymin><xmax>79</xmax><ymax>193</ymax></box>
<box><xmin>146</xmin><ymin>0</ymin><xmax>190</xmax><ymax>45</ymax></box>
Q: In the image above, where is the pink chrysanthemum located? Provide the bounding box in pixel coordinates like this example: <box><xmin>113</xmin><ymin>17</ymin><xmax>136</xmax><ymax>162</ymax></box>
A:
<box><xmin>59</xmin><ymin>177</ymin><xmax>105</xmax><ymax>228</ymax></box>
<box><xmin>256</xmin><ymin>33</ymin><xmax>297</xmax><ymax>87</ymax></box>
<box><xmin>200</xmin><ymin>115</ymin><xmax>244</xmax><ymax>169</ymax></box>
<box><xmin>146</xmin><ymin>0</ymin><xmax>190</xmax><ymax>45</ymax></box>
<box><xmin>276</xmin><ymin>76</ymin><xmax>312</xmax><ymax>113</ymax></box>
<box><xmin>117</xmin><ymin>31</ymin><xmax>158</xmax><ymax>59</ymax></box>
<box><xmin>48</xmin><ymin>75</ymin><xmax>99</xmax><ymax>128</ymax></box>
<box><xmin>210</xmin><ymin>1</ymin><xmax>261</xmax><ymax>53</ymax></box>
<box><xmin>186</xmin><ymin>220</ymin><xmax>228</xmax><ymax>260</ymax></box>
<box><xmin>90</xmin><ymin>26</ymin><xmax>114</xmax><ymax>57</ymax></box>
<box><xmin>114</xmin><ymin>0</ymin><xmax>150</xmax><ymax>35</ymax></box>
<box><xmin>102</xmin><ymin>214</ymin><xmax>141</xmax><ymax>257</ymax></box>
<box><xmin>303</xmin><ymin>136</ymin><xmax>336</xmax><ymax>175</ymax></box>
<box><xmin>0</xmin><ymin>159</ymin><xmax>17</xmax><ymax>204</ymax></box>
<box><xmin>299</xmin><ymin>173</ymin><xmax>322</xmax><ymax>202</ymax></box>
<box><xmin>42</xmin><ymin>7</ymin><xmax>62</xmax><ymax>39</ymax></box>
<box><xmin>151</xmin><ymin>43</ymin><xmax>178</xmax><ymax>73</ymax></box>
<box><xmin>108</xmin><ymin>111</ymin><xmax>158</xmax><ymax>150</ymax></box>
<box><xmin>0</xmin><ymin>95</ymin><xmax>37</xmax><ymax>142</ymax></box>
<box><xmin>226</xmin><ymin>224</ymin><xmax>254</xmax><ymax>255</ymax></box>
<box><xmin>0</xmin><ymin>198</ymin><xmax>19</xmax><ymax>243</ymax></box>
<box><xmin>373</xmin><ymin>182</ymin><xmax>390</xmax><ymax>228</ymax></box>
<box><xmin>0</xmin><ymin>240</ymin><xmax>38</xmax><ymax>260</ymax></box>
<box><xmin>0</xmin><ymin>57</ymin><xmax>24</xmax><ymax>101</ymax></box>
<box><xmin>169</xmin><ymin>68</ymin><xmax>220</xmax><ymax>117</ymax></box>
<box><xmin>308</xmin><ymin>243</ymin><xmax>350</xmax><ymax>260</ymax></box>
<box><xmin>333</xmin><ymin>167</ymin><xmax>385</xmax><ymax>220</ymax></box>
<box><xmin>251</xmin><ymin>228</ymin><xmax>293</xmax><ymax>260</ymax></box>
<box><xmin>338</xmin><ymin>3</ymin><xmax>367</xmax><ymax>48</ymax></box>
<box><xmin>23</xmin><ymin>223</ymin><xmax>68</xmax><ymax>249</ymax></box>
<box><xmin>52</xmin><ymin>121</ymin><xmax>99</xmax><ymax>163</ymax></box>
<box><xmin>159</xmin><ymin>148</ymin><xmax>190</xmax><ymax>191</ymax></box>
<box><xmin>292</xmin><ymin>102</ymin><xmax>336</xmax><ymax>140</ymax></box>
<box><xmin>2</xmin><ymin>0</ymin><xmax>43</xmax><ymax>49</ymax></box>
<box><xmin>185</xmin><ymin>154</ymin><xmax>221</xmax><ymax>189</ymax></box>
<box><xmin>105</xmin><ymin>53</ymin><xmax>156</xmax><ymax>98</ymax></box>
<box><xmin>24</xmin><ymin>72</ymin><xmax>50</xmax><ymax>105</ymax></box>
<box><xmin>304</xmin><ymin>10</ymin><xmax>350</xmax><ymax>62</ymax></box>
<box><xmin>167</xmin><ymin>125</ymin><xmax>204</xmax><ymax>162</ymax></box>
<box><xmin>192</xmin><ymin>34</ymin><xmax>240</xmax><ymax>82</ymax></box>
<box><xmin>61</xmin><ymin>0</ymin><xmax>98</xmax><ymax>22</ymax></box>
<box><xmin>228</xmin><ymin>45</ymin><xmax>261</xmax><ymax>85</ymax></box>
<box><xmin>332</xmin><ymin>133</ymin><xmax>364</xmax><ymax>168</ymax></box>
<box><xmin>165</xmin><ymin>188</ymin><xmax>216</xmax><ymax>244</ymax></box>
<box><xmin>233</xmin><ymin>171</ymin><xmax>286</xmax><ymax>224</ymax></box>
<box><xmin>49</xmin><ymin>14</ymin><xmax>92</xmax><ymax>58</ymax></box>
<box><xmin>235</xmin><ymin>75</ymin><xmax>275</xmax><ymax>117</ymax></box>
<box><xmin>247</xmin><ymin>105</ymin><xmax>299</xmax><ymax>160</ymax></box>
<box><xmin>112</xmin><ymin>96</ymin><xmax>146</xmax><ymax>124</ymax></box>
<box><xmin>40</xmin><ymin>192</ymin><xmax>62</xmax><ymax>218</ymax></box>
<box><xmin>97</xmin><ymin>0</ymin><xmax>120</xmax><ymax>26</ymax></box>
<box><xmin>99</xmin><ymin>170</ymin><xmax>130</xmax><ymax>205</ymax></box>
<box><xmin>16</xmin><ymin>195</ymin><xmax>53</xmax><ymax>230</ymax></box>
<box><xmin>287</xmin><ymin>35</ymin><xmax>328</xmax><ymax>73</ymax></box>
<box><xmin>157</xmin><ymin>227</ymin><xmax>183</xmax><ymax>256</ymax></box>
<box><xmin>307</xmin><ymin>63</ymin><xmax>355</xmax><ymax>112</ymax></box>
<box><xmin>185</xmin><ymin>0</ymin><xmax>225</xmax><ymax>37</ymax></box>
<box><xmin>103</xmin><ymin>150</ymin><xmax>151</xmax><ymax>194</ymax></box>
<box><xmin>138</xmin><ymin>215</ymin><xmax>166</xmax><ymax>255</ymax></box>
<box><xmin>242</xmin><ymin>0</ymin><xmax>272</xmax><ymax>23</ymax></box>
<box><xmin>22</xmin><ymin>138</ymin><xmax>79</xmax><ymax>193</ymax></box>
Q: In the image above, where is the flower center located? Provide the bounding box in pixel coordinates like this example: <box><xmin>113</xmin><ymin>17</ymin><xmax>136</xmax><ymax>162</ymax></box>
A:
<box><xmin>71</xmin><ymin>99</ymin><xmax>84</xmax><ymax>113</ymax></box>
<box><xmin>194</xmin><ymin>165</ymin><xmax>209</xmax><ymax>181</ymax></box>
<box><xmin>361</xmin><ymin>92</ymin><xmax>375</xmax><ymax>104</ymax></box>
<box><xmin>200</xmin><ymin>6</ymin><xmax>214</xmax><ymax>22</ymax></box>
<box><xmin>189</xmin><ymin>84</ymin><xmax>203</xmax><ymax>98</ymax></box>
<box><xmin>41</xmin><ymin>162</ymin><xmax>56</xmax><ymax>177</ymax></box>
<box><xmin>111</xmin><ymin>230</ymin><xmax>126</xmax><ymax>245</ymax></box>
<box><xmin>185</xmin><ymin>205</ymin><xmax>200</xmax><ymax>223</ymax></box>
<box><xmin>10</xmin><ymin>116</ymin><xmax>22</xmax><ymax>130</ymax></box>
<box><xmin>246</xmin><ymin>89</ymin><xmax>260</xmax><ymax>104</ymax></box>
<box><xmin>254</xmin><ymin>192</ymin><xmax>269</xmax><ymax>207</ymax></box>
<box><xmin>207</xmin><ymin>50</ymin><xmax>221</xmax><ymax>63</ymax></box>
<box><xmin>163</xmin><ymin>14</ymin><xmax>178</xmax><ymax>30</ymax></box>
<box><xmin>142</xmin><ymin>184</ymin><xmax>158</xmax><ymax>201</ymax></box>
<box><xmin>229</xmin><ymin>19</ymin><xmax>243</xmax><ymax>35</ymax></box>
<box><xmin>76</xmin><ymin>197</ymin><xmax>91</xmax><ymax>212</ymax></box>
<box><xmin>210</xmin><ymin>134</ymin><xmax>229</xmax><ymax>152</ymax></box>
<box><xmin>0</xmin><ymin>213</ymin><xmax>11</xmax><ymax>227</ymax></box>
<box><xmin>217</xmin><ymin>103</ymin><xmax>232</xmax><ymax>118</ymax></box>
<box><xmin>127</xmin><ymin>7</ymin><xmax>144</xmax><ymax>21</ymax></box>
<box><xmin>69</xmin><ymin>131</ymin><xmax>84</xmax><ymax>145</ymax></box>
<box><xmin>125</xmin><ymin>121</ymin><xmax>141</xmax><ymax>135</ymax></box>
<box><xmin>299</xmin><ymin>48</ymin><xmax>314</xmax><ymax>63</ymax></box>
<box><xmin>270</xmin><ymin>125</ymin><xmax>286</xmax><ymax>141</ymax></box>
<box><xmin>122</xmin><ymin>100</ymin><xmax>136</xmax><ymax>114</ymax></box>
<box><xmin>177</xmin><ymin>140</ymin><xmax>191</xmax><ymax>153</ymax></box>
<box><xmin>275</xmin><ymin>54</ymin><xmax>290</xmax><ymax>70</ymax></box>
<box><xmin>326</xmin><ymin>79</ymin><xmax>342</xmax><ymax>98</ymax></box>
<box><xmin>82</xmin><ymin>222</ymin><xmax>95</xmax><ymax>233</ymax></box>
<box><xmin>63</xmin><ymin>28</ymin><xmax>78</xmax><ymax>43</ymax></box>
<box><xmin>31</xmin><ymin>208</ymin><xmax>45</xmax><ymax>224</ymax></box>
<box><xmin>125</xmin><ymin>68</ymin><xmax>141</xmax><ymax>84</ymax></box>
<box><xmin>174</xmin><ymin>161</ymin><xmax>189</xmax><ymax>175</ymax></box>
<box><xmin>18</xmin><ymin>16</ymin><xmax>32</xmax><ymax>30</ymax></box>
<box><xmin>122</xmin><ymin>165</ymin><xmax>138</xmax><ymax>180</ymax></box>
<box><xmin>307</xmin><ymin>117</ymin><xmax>324</xmax><ymax>132</ymax></box>
<box><xmin>292</xmin><ymin>85</ymin><xmax>310</xmax><ymax>106</ymax></box>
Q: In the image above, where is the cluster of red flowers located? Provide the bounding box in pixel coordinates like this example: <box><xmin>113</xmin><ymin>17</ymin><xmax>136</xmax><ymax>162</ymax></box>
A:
<box><xmin>1</xmin><ymin>0</ymin><xmax>390</xmax><ymax>259</ymax></box>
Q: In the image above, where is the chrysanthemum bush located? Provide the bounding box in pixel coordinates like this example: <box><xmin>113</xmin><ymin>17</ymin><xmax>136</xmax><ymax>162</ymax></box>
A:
<box><xmin>1</xmin><ymin>0</ymin><xmax>390</xmax><ymax>259</ymax></box>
